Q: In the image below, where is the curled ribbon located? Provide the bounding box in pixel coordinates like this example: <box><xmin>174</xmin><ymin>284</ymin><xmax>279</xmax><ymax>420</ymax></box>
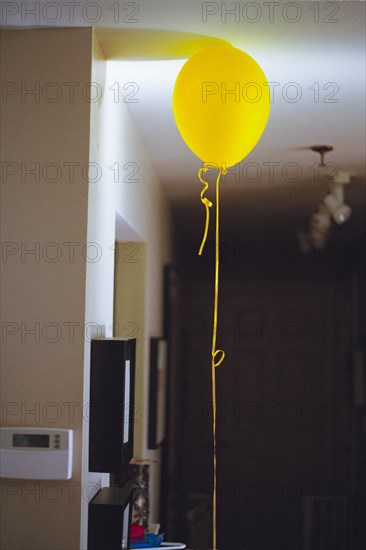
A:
<box><xmin>213</xmin><ymin>349</ymin><xmax>225</xmax><ymax>367</ymax></box>
<box><xmin>197</xmin><ymin>162</ymin><xmax>226</xmax><ymax>550</ymax></box>
<box><xmin>198</xmin><ymin>164</ymin><xmax>213</xmax><ymax>256</ymax></box>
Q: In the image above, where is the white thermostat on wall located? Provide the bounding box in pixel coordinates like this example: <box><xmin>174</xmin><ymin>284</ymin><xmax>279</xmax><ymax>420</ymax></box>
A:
<box><xmin>0</xmin><ymin>427</ymin><xmax>73</xmax><ymax>480</ymax></box>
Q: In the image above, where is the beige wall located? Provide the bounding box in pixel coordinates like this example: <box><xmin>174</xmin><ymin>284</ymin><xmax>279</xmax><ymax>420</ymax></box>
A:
<box><xmin>0</xmin><ymin>28</ymin><xmax>93</xmax><ymax>550</ymax></box>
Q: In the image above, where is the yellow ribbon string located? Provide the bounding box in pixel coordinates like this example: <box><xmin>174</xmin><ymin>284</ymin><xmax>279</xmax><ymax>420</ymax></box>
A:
<box><xmin>198</xmin><ymin>164</ymin><xmax>213</xmax><ymax>256</ymax></box>
<box><xmin>197</xmin><ymin>163</ymin><xmax>226</xmax><ymax>550</ymax></box>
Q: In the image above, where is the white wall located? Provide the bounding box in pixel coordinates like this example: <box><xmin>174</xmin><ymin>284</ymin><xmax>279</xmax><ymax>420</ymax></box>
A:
<box><xmin>102</xmin><ymin>59</ymin><xmax>172</xmax><ymax>521</ymax></box>
<box><xmin>80</xmin><ymin>31</ymin><xmax>115</xmax><ymax>549</ymax></box>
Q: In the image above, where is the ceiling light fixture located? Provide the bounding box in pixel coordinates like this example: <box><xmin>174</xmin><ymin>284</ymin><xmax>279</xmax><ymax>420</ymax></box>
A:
<box><xmin>323</xmin><ymin>183</ymin><xmax>352</xmax><ymax>225</ymax></box>
<box><xmin>310</xmin><ymin>144</ymin><xmax>334</xmax><ymax>167</ymax></box>
<box><xmin>311</xmin><ymin>203</ymin><xmax>332</xmax><ymax>231</ymax></box>
<box><xmin>297</xmin><ymin>145</ymin><xmax>353</xmax><ymax>253</ymax></box>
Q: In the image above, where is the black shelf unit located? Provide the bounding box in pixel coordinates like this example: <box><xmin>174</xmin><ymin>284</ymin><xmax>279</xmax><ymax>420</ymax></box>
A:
<box><xmin>88</xmin><ymin>338</ymin><xmax>137</xmax><ymax>550</ymax></box>
<box><xmin>88</xmin><ymin>484</ymin><xmax>134</xmax><ymax>550</ymax></box>
<box><xmin>89</xmin><ymin>338</ymin><xmax>136</xmax><ymax>474</ymax></box>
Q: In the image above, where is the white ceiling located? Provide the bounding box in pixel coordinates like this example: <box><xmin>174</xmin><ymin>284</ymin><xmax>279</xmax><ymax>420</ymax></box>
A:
<box><xmin>4</xmin><ymin>0</ymin><xmax>366</xmax><ymax>249</ymax></box>
<box><xmin>106</xmin><ymin>1</ymin><xmax>365</xmax><ymax>204</ymax></box>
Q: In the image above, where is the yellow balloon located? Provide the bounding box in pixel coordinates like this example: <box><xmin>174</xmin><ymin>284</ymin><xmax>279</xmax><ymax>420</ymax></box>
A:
<box><xmin>173</xmin><ymin>44</ymin><xmax>270</xmax><ymax>168</ymax></box>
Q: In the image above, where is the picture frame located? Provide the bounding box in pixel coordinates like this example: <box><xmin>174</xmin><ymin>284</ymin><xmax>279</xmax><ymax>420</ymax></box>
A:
<box><xmin>148</xmin><ymin>338</ymin><xmax>168</xmax><ymax>449</ymax></box>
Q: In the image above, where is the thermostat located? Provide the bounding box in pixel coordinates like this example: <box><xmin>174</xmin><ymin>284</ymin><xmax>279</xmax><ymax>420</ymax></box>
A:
<box><xmin>0</xmin><ymin>427</ymin><xmax>73</xmax><ymax>480</ymax></box>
